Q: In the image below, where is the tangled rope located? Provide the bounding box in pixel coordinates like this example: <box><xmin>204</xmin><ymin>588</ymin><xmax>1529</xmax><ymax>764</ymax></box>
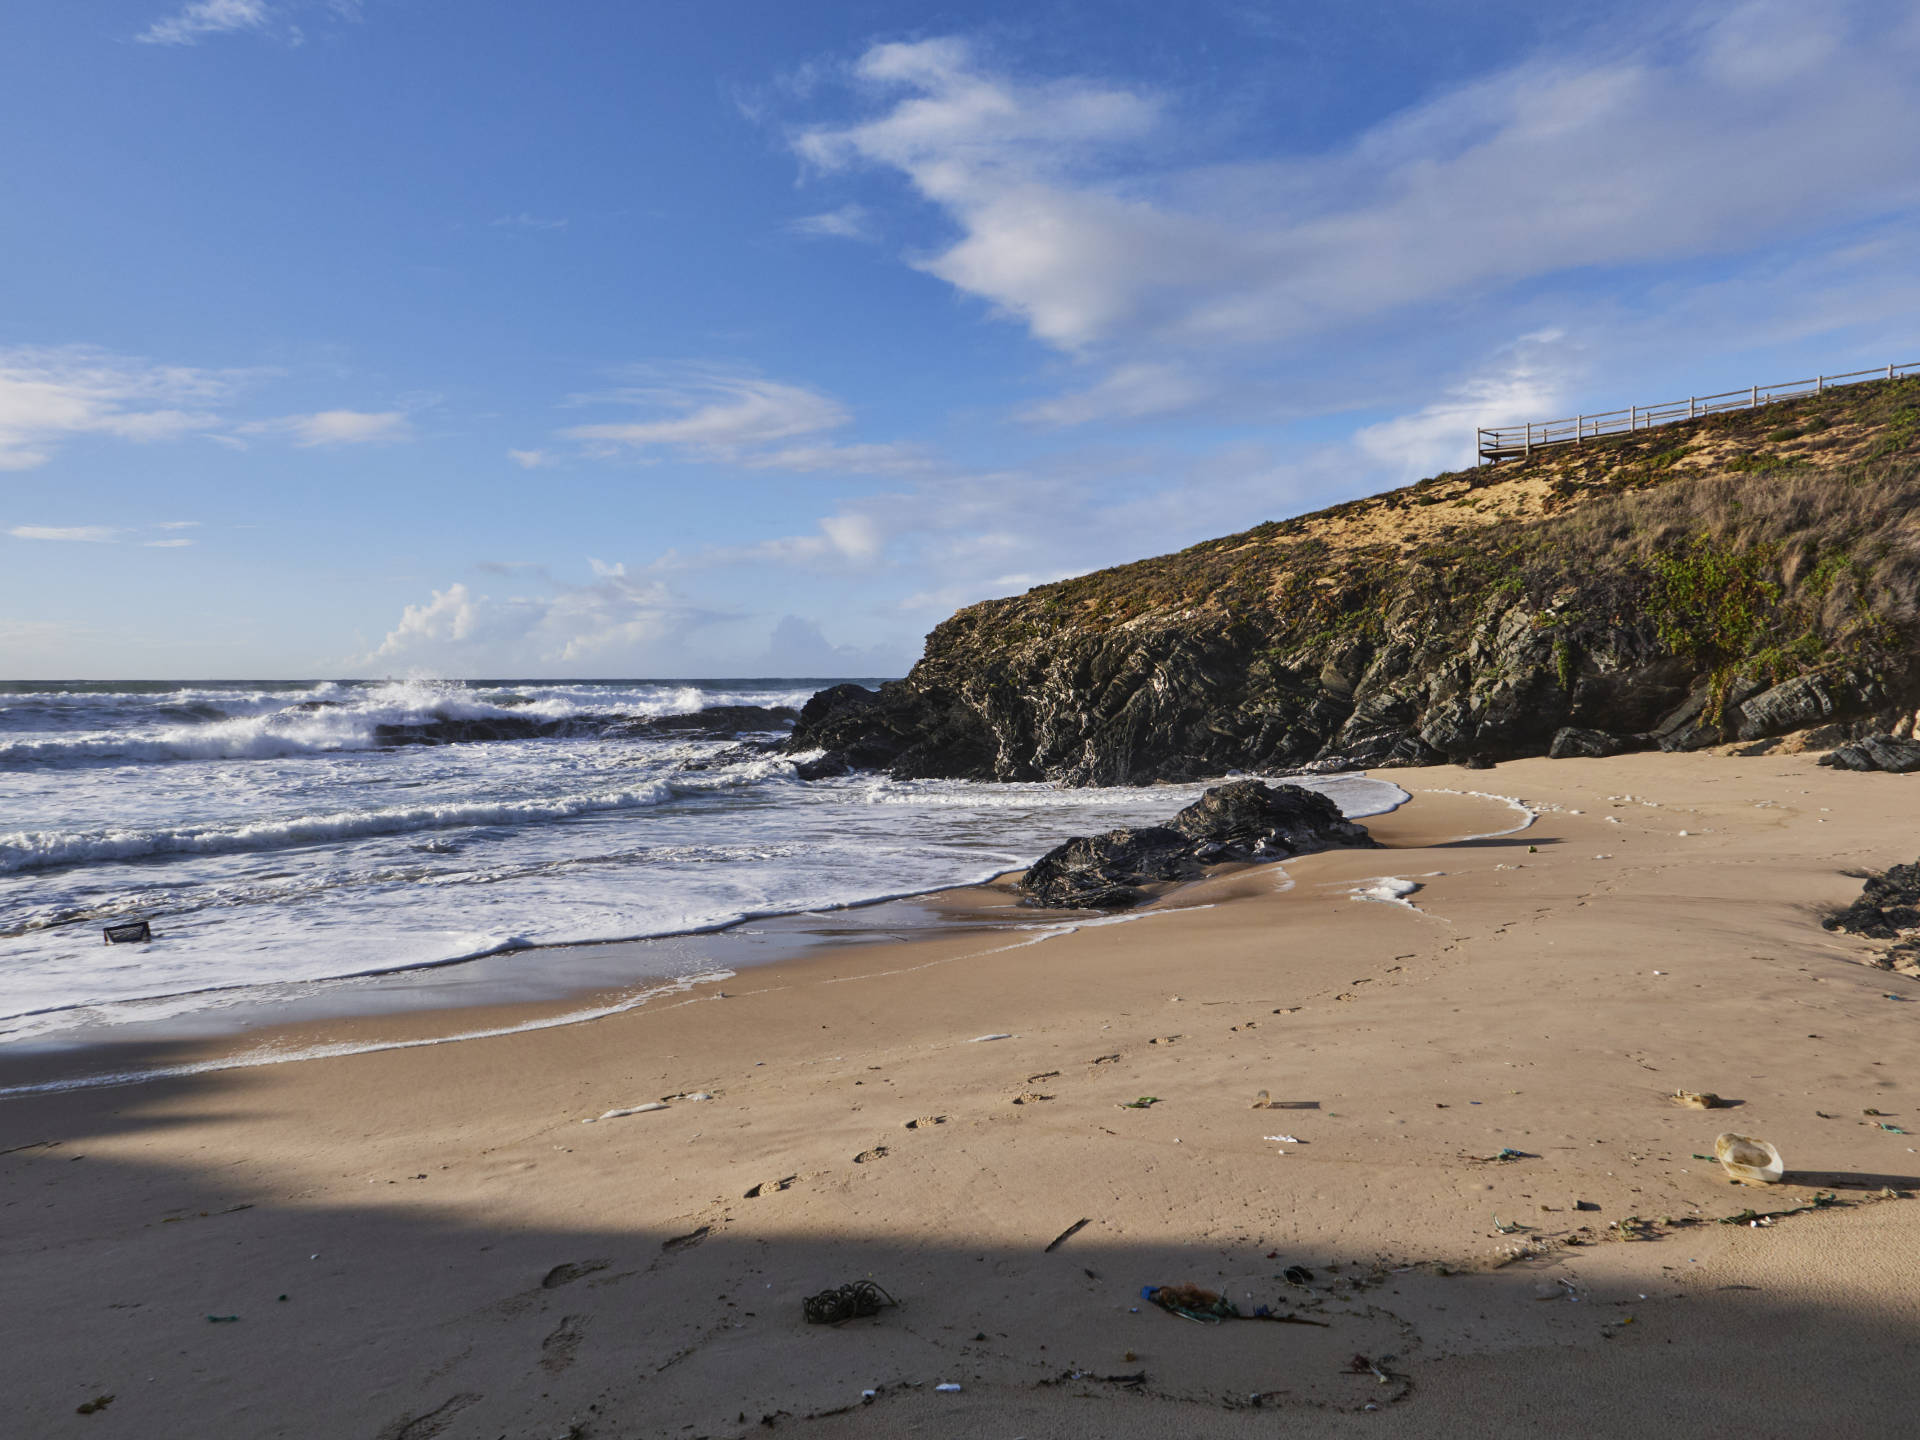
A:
<box><xmin>802</xmin><ymin>1280</ymin><xmax>898</xmax><ymax>1325</ymax></box>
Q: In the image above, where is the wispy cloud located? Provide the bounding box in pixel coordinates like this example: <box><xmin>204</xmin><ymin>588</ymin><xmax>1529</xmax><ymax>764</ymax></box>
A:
<box><xmin>155</xmin><ymin>520</ymin><xmax>202</xmax><ymax>530</ymax></box>
<box><xmin>797</xmin><ymin>8</ymin><xmax>1920</xmax><ymax>422</ymax></box>
<box><xmin>143</xmin><ymin>538</ymin><xmax>196</xmax><ymax>548</ymax></box>
<box><xmin>8</xmin><ymin>525</ymin><xmax>122</xmax><ymax>543</ymax></box>
<box><xmin>789</xmin><ymin>204</ymin><xmax>872</xmax><ymax>241</ymax></box>
<box><xmin>0</xmin><ymin>345</ymin><xmax>236</xmax><ymax>471</ymax></box>
<box><xmin>558</xmin><ymin>367</ymin><xmax>927</xmax><ymax>475</ymax></box>
<box><xmin>1354</xmin><ymin>331</ymin><xmax>1582</xmax><ymax>478</ymax></box>
<box><xmin>490</xmin><ymin>213</ymin><xmax>570</xmax><ymax>232</ymax></box>
<box><xmin>139</xmin><ymin>0</ymin><xmax>271</xmax><ymax>46</ymax></box>
<box><xmin>237</xmin><ymin>409</ymin><xmax>411</xmax><ymax>447</ymax></box>
<box><xmin>507</xmin><ymin>448</ymin><xmax>557</xmax><ymax>469</ymax></box>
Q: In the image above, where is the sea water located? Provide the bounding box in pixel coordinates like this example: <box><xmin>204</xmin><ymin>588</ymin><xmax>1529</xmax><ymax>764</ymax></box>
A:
<box><xmin>0</xmin><ymin>679</ymin><xmax>1405</xmax><ymax>1044</ymax></box>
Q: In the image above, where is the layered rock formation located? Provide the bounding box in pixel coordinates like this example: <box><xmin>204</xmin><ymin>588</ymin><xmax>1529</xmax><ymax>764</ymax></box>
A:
<box><xmin>794</xmin><ymin>378</ymin><xmax>1920</xmax><ymax>784</ymax></box>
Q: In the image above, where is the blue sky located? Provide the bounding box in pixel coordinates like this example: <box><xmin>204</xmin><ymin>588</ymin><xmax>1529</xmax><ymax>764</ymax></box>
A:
<box><xmin>4</xmin><ymin>0</ymin><xmax>1919</xmax><ymax>679</ymax></box>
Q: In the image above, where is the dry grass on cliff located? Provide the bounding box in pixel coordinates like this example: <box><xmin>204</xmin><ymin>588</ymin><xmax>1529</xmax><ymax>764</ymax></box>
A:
<box><xmin>1533</xmin><ymin>458</ymin><xmax>1920</xmax><ymax>641</ymax></box>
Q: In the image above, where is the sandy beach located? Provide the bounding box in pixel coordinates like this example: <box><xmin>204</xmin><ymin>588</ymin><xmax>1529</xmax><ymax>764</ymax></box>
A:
<box><xmin>4</xmin><ymin>752</ymin><xmax>1918</xmax><ymax>1438</ymax></box>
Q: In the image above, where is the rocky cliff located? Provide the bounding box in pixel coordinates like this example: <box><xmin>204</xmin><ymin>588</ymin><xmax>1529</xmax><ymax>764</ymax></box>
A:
<box><xmin>795</xmin><ymin>377</ymin><xmax>1920</xmax><ymax>784</ymax></box>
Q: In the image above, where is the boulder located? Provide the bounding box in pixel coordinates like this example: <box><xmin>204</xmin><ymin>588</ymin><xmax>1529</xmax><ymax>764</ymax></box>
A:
<box><xmin>793</xmin><ymin>751</ymin><xmax>851</xmax><ymax>781</ymax></box>
<box><xmin>1549</xmin><ymin>726</ymin><xmax>1639</xmax><ymax>759</ymax></box>
<box><xmin>1166</xmin><ymin>779</ymin><xmax>1377</xmax><ymax>860</ymax></box>
<box><xmin>1818</xmin><ymin>733</ymin><xmax>1920</xmax><ymax>773</ymax></box>
<box><xmin>1824</xmin><ymin>860</ymin><xmax>1920</xmax><ymax>940</ymax></box>
<box><xmin>1020</xmin><ymin>780</ymin><xmax>1377</xmax><ymax>909</ymax></box>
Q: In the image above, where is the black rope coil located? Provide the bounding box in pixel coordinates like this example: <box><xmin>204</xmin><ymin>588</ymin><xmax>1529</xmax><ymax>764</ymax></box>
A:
<box><xmin>802</xmin><ymin>1280</ymin><xmax>898</xmax><ymax>1325</ymax></box>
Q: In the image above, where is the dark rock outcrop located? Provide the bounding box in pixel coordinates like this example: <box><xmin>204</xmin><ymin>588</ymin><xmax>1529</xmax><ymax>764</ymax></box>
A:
<box><xmin>376</xmin><ymin>704</ymin><xmax>797</xmax><ymax>748</ymax></box>
<box><xmin>1824</xmin><ymin>859</ymin><xmax>1920</xmax><ymax>974</ymax></box>
<box><xmin>1550</xmin><ymin>727</ymin><xmax>1644</xmax><ymax>760</ymax></box>
<box><xmin>1018</xmin><ymin>780</ymin><xmax>1377</xmax><ymax>909</ymax></box>
<box><xmin>788</xmin><ymin>380</ymin><xmax>1920</xmax><ymax>784</ymax></box>
<box><xmin>1818</xmin><ymin>734</ymin><xmax>1920</xmax><ymax>772</ymax></box>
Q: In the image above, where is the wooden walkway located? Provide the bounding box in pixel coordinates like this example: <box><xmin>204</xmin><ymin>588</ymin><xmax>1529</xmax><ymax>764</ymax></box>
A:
<box><xmin>1476</xmin><ymin>359</ymin><xmax>1918</xmax><ymax>463</ymax></box>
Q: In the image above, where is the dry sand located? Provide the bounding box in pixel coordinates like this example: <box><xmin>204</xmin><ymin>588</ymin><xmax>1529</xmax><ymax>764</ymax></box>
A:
<box><xmin>3</xmin><ymin>753</ymin><xmax>1918</xmax><ymax>1438</ymax></box>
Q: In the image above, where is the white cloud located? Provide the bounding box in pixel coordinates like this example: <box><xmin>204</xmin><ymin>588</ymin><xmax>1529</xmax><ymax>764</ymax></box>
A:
<box><xmin>366</xmin><ymin>571</ymin><xmax>710</xmax><ymax>670</ymax></box>
<box><xmin>238</xmin><ymin>409</ymin><xmax>411</xmax><ymax>447</ymax></box>
<box><xmin>565</xmin><ymin>373</ymin><xmax>849</xmax><ymax>458</ymax></box>
<box><xmin>139</xmin><ymin>0</ymin><xmax>271</xmax><ymax>46</ymax></box>
<box><xmin>156</xmin><ymin>520</ymin><xmax>202</xmax><ymax>530</ymax></box>
<box><xmin>797</xmin><ymin>10</ymin><xmax>1920</xmax><ymax>412</ymax></box>
<box><xmin>508</xmin><ymin>448</ymin><xmax>556</xmax><ymax>469</ymax></box>
<box><xmin>741</xmin><ymin>441</ymin><xmax>930</xmax><ymax>475</ymax></box>
<box><xmin>8</xmin><ymin>525</ymin><xmax>122</xmax><ymax>543</ymax></box>
<box><xmin>143</xmin><ymin>538</ymin><xmax>196</xmax><ymax>548</ymax></box>
<box><xmin>1354</xmin><ymin>331</ymin><xmax>1581</xmax><ymax>479</ymax></box>
<box><xmin>0</xmin><ymin>345</ymin><xmax>233</xmax><ymax>470</ymax></box>
<box><xmin>1019</xmin><ymin>362</ymin><xmax>1211</xmax><ymax>427</ymax></box>
<box><xmin>789</xmin><ymin>204</ymin><xmax>873</xmax><ymax>240</ymax></box>
<box><xmin>556</xmin><ymin>368</ymin><xmax>930</xmax><ymax>477</ymax></box>
<box><xmin>491</xmin><ymin>213</ymin><xmax>569</xmax><ymax>232</ymax></box>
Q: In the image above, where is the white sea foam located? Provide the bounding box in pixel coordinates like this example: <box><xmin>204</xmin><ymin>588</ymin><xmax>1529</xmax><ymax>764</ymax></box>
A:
<box><xmin>0</xmin><ymin>679</ymin><xmax>1410</xmax><ymax>1044</ymax></box>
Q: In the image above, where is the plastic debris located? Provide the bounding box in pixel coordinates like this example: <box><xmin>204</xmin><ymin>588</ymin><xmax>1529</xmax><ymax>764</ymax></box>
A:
<box><xmin>1714</xmin><ymin>1132</ymin><xmax>1785</xmax><ymax>1185</ymax></box>
<box><xmin>1877</xmin><ymin>1122</ymin><xmax>1909</xmax><ymax>1134</ymax></box>
<box><xmin>1484</xmin><ymin>1147</ymin><xmax>1526</xmax><ymax>1163</ymax></box>
<box><xmin>1283</xmin><ymin>1265</ymin><xmax>1313</xmax><ymax>1286</ymax></box>
<box><xmin>584</xmin><ymin>1102</ymin><xmax>667</xmax><ymax>1123</ymax></box>
<box><xmin>968</xmin><ymin>1033</ymin><xmax>1013</xmax><ymax>1043</ymax></box>
<box><xmin>103</xmin><ymin>919</ymin><xmax>151</xmax><ymax>945</ymax></box>
<box><xmin>935</xmin><ymin>1383</ymin><xmax>962</xmax><ymax>1393</ymax></box>
<box><xmin>1671</xmin><ymin>1090</ymin><xmax>1725</xmax><ymax>1110</ymax></box>
<box><xmin>1264</xmin><ymin>1134</ymin><xmax>1302</xmax><ymax>1145</ymax></box>
<box><xmin>1119</xmin><ymin>1096</ymin><xmax>1161</xmax><ymax>1109</ymax></box>
<box><xmin>803</xmin><ymin>1280</ymin><xmax>898</xmax><ymax>1325</ymax></box>
<box><xmin>207</xmin><ymin>1314</ymin><xmax>239</xmax><ymax>1323</ymax></box>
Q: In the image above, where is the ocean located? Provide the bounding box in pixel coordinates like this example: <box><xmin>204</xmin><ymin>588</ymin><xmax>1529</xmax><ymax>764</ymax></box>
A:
<box><xmin>0</xmin><ymin>679</ymin><xmax>1406</xmax><ymax>1046</ymax></box>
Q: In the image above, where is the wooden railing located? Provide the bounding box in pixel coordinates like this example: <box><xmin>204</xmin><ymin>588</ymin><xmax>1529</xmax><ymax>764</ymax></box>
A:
<box><xmin>1476</xmin><ymin>360</ymin><xmax>1919</xmax><ymax>463</ymax></box>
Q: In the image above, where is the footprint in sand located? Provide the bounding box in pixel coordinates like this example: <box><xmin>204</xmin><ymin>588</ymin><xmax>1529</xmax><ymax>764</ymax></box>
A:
<box><xmin>1012</xmin><ymin>1092</ymin><xmax>1055</xmax><ymax>1105</ymax></box>
<box><xmin>540</xmin><ymin>1316</ymin><xmax>585</xmax><ymax>1374</ymax></box>
<box><xmin>852</xmin><ymin>1145</ymin><xmax>890</xmax><ymax>1164</ymax></box>
<box><xmin>743</xmin><ymin>1175</ymin><xmax>797</xmax><ymax>1198</ymax></box>
<box><xmin>903</xmin><ymin>1115</ymin><xmax>947</xmax><ymax>1130</ymax></box>
<box><xmin>661</xmin><ymin>1225</ymin><xmax>710</xmax><ymax>1253</ymax></box>
<box><xmin>540</xmin><ymin>1260</ymin><xmax>609</xmax><ymax>1290</ymax></box>
<box><xmin>1089</xmin><ymin>1053</ymin><xmax>1122</xmax><ymax>1065</ymax></box>
<box><xmin>376</xmin><ymin>1393</ymin><xmax>481</xmax><ymax>1440</ymax></box>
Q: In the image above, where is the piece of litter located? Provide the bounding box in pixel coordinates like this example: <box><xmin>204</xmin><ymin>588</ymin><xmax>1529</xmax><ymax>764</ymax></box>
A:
<box><xmin>206</xmin><ymin>1314</ymin><xmax>239</xmax><ymax>1323</ymax></box>
<box><xmin>935</xmin><ymin>1383</ymin><xmax>962</xmax><ymax>1393</ymax></box>
<box><xmin>1714</xmin><ymin>1132</ymin><xmax>1785</xmax><ymax>1185</ymax></box>
<box><xmin>969</xmin><ymin>1033</ymin><xmax>1013</xmax><ymax>1043</ymax></box>
<box><xmin>684</xmin><ymin>1091</ymin><xmax>714</xmax><ymax>1102</ymax></box>
<box><xmin>1044</xmin><ymin>1218</ymin><xmax>1093</xmax><ymax>1253</ymax></box>
<box><xmin>1671</xmin><ymin>1090</ymin><xmax>1723</xmax><ymax>1110</ymax></box>
<box><xmin>861</xmin><ymin>1389</ymin><xmax>877</xmax><ymax>1400</ymax></box>
<box><xmin>1264</xmin><ymin>1135</ymin><xmax>1302</xmax><ymax>1145</ymax></box>
<box><xmin>1120</xmin><ymin>1096</ymin><xmax>1160</xmax><ymax>1109</ymax></box>
<box><xmin>584</xmin><ymin>1102</ymin><xmax>669</xmax><ymax>1122</ymax></box>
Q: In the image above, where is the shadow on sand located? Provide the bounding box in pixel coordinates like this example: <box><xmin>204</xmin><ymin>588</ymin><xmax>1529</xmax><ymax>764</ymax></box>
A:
<box><xmin>4</xmin><ymin>1039</ymin><xmax>1918</xmax><ymax>1440</ymax></box>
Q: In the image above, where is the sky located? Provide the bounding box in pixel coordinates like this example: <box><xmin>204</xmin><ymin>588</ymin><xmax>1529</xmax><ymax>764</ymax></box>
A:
<box><xmin>3</xmin><ymin>0</ymin><xmax>1919</xmax><ymax>679</ymax></box>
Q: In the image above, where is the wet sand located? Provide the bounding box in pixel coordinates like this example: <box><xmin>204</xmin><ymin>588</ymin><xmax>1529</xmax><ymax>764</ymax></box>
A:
<box><xmin>3</xmin><ymin>756</ymin><xmax>1917</xmax><ymax>1437</ymax></box>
